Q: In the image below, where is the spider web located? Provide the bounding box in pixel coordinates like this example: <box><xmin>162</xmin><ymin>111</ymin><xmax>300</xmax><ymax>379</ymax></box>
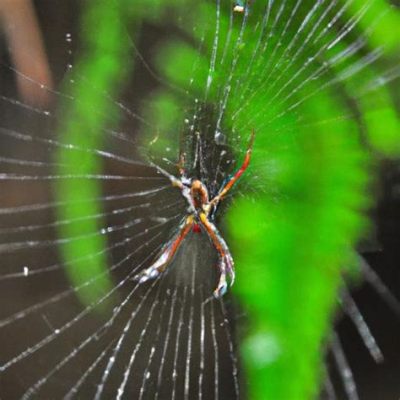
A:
<box><xmin>0</xmin><ymin>1</ymin><xmax>400</xmax><ymax>399</ymax></box>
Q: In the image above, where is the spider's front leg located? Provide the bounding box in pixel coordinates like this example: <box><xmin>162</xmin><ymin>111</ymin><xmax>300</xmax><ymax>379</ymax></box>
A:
<box><xmin>210</xmin><ymin>128</ymin><xmax>255</xmax><ymax>207</ymax></box>
<box><xmin>134</xmin><ymin>215</ymin><xmax>194</xmax><ymax>283</ymax></box>
<box><xmin>199</xmin><ymin>212</ymin><xmax>235</xmax><ymax>298</ymax></box>
<box><xmin>149</xmin><ymin>161</ymin><xmax>183</xmax><ymax>189</ymax></box>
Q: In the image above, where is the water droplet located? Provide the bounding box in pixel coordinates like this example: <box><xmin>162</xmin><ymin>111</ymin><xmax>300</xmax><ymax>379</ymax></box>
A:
<box><xmin>233</xmin><ymin>1</ymin><xmax>245</xmax><ymax>13</ymax></box>
<box><xmin>214</xmin><ymin>131</ymin><xmax>226</xmax><ymax>145</ymax></box>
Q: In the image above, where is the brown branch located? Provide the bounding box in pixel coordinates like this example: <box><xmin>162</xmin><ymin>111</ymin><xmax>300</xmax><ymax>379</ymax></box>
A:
<box><xmin>0</xmin><ymin>0</ymin><xmax>54</xmax><ymax>106</ymax></box>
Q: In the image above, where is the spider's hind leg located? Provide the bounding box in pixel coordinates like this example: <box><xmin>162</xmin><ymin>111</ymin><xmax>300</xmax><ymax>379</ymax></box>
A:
<box><xmin>214</xmin><ymin>259</ymin><xmax>228</xmax><ymax>298</ymax></box>
<box><xmin>133</xmin><ymin>216</ymin><xmax>194</xmax><ymax>284</ymax></box>
<box><xmin>134</xmin><ymin>248</ymin><xmax>171</xmax><ymax>283</ymax></box>
<box><xmin>214</xmin><ymin>254</ymin><xmax>235</xmax><ymax>298</ymax></box>
<box><xmin>199</xmin><ymin>212</ymin><xmax>235</xmax><ymax>298</ymax></box>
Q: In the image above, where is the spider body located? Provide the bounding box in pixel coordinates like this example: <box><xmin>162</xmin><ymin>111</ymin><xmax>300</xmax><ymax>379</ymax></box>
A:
<box><xmin>190</xmin><ymin>179</ymin><xmax>209</xmax><ymax>211</ymax></box>
<box><xmin>135</xmin><ymin>129</ymin><xmax>255</xmax><ymax>298</ymax></box>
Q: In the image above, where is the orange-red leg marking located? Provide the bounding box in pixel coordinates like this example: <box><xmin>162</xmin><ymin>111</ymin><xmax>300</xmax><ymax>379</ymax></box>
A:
<box><xmin>135</xmin><ymin>215</ymin><xmax>194</xmax><ymax>283</ymax></box>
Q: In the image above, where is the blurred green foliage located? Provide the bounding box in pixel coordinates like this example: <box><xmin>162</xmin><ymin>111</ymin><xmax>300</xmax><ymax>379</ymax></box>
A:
<box><xmin>56</xmin><ymin>1</ymin><xmax>134</xmax><ymax>307</ymax></box>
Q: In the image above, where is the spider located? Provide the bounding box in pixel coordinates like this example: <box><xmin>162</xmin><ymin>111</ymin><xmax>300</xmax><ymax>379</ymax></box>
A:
<box><xmin>135</xmin><ymin>129</ymin><xmax>255</xmax><ymax>298</ymax></box>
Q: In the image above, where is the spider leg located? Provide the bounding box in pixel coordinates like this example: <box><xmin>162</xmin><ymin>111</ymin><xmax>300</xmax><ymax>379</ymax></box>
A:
<box><xmin>134</xmin><ymin>215</ymin><xmax>194</xmax><ymax>283</ymax></box>
<box><xmin>199</xmin><ymin>212</ymin><xmax>235</xmax><ymax>298</ymax></box>
<box><xmin>177</xmin><ymin>152</ymin><xmax>187</xmax><ymax>177</ymax></box>
<box><xmin>210</xmin><ymin>128</ymin><xmax>255</xmax><ymax>207</ymax></box>
<box><xmin>149</xmin><ymin>161</ymin><xmax>183</xmax><ymax>189</ymax></box>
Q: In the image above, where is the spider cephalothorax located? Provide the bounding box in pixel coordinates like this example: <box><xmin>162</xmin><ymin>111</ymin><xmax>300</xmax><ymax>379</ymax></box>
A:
<box><xmin>135</xmin><ymin>130</ymin><xmax>255</xmax><ymax>298</ymax></box>
<box><xmin>190</xmin><ymin>180</ymin><xmax>209</xmax><ymax>210</ymax></box>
